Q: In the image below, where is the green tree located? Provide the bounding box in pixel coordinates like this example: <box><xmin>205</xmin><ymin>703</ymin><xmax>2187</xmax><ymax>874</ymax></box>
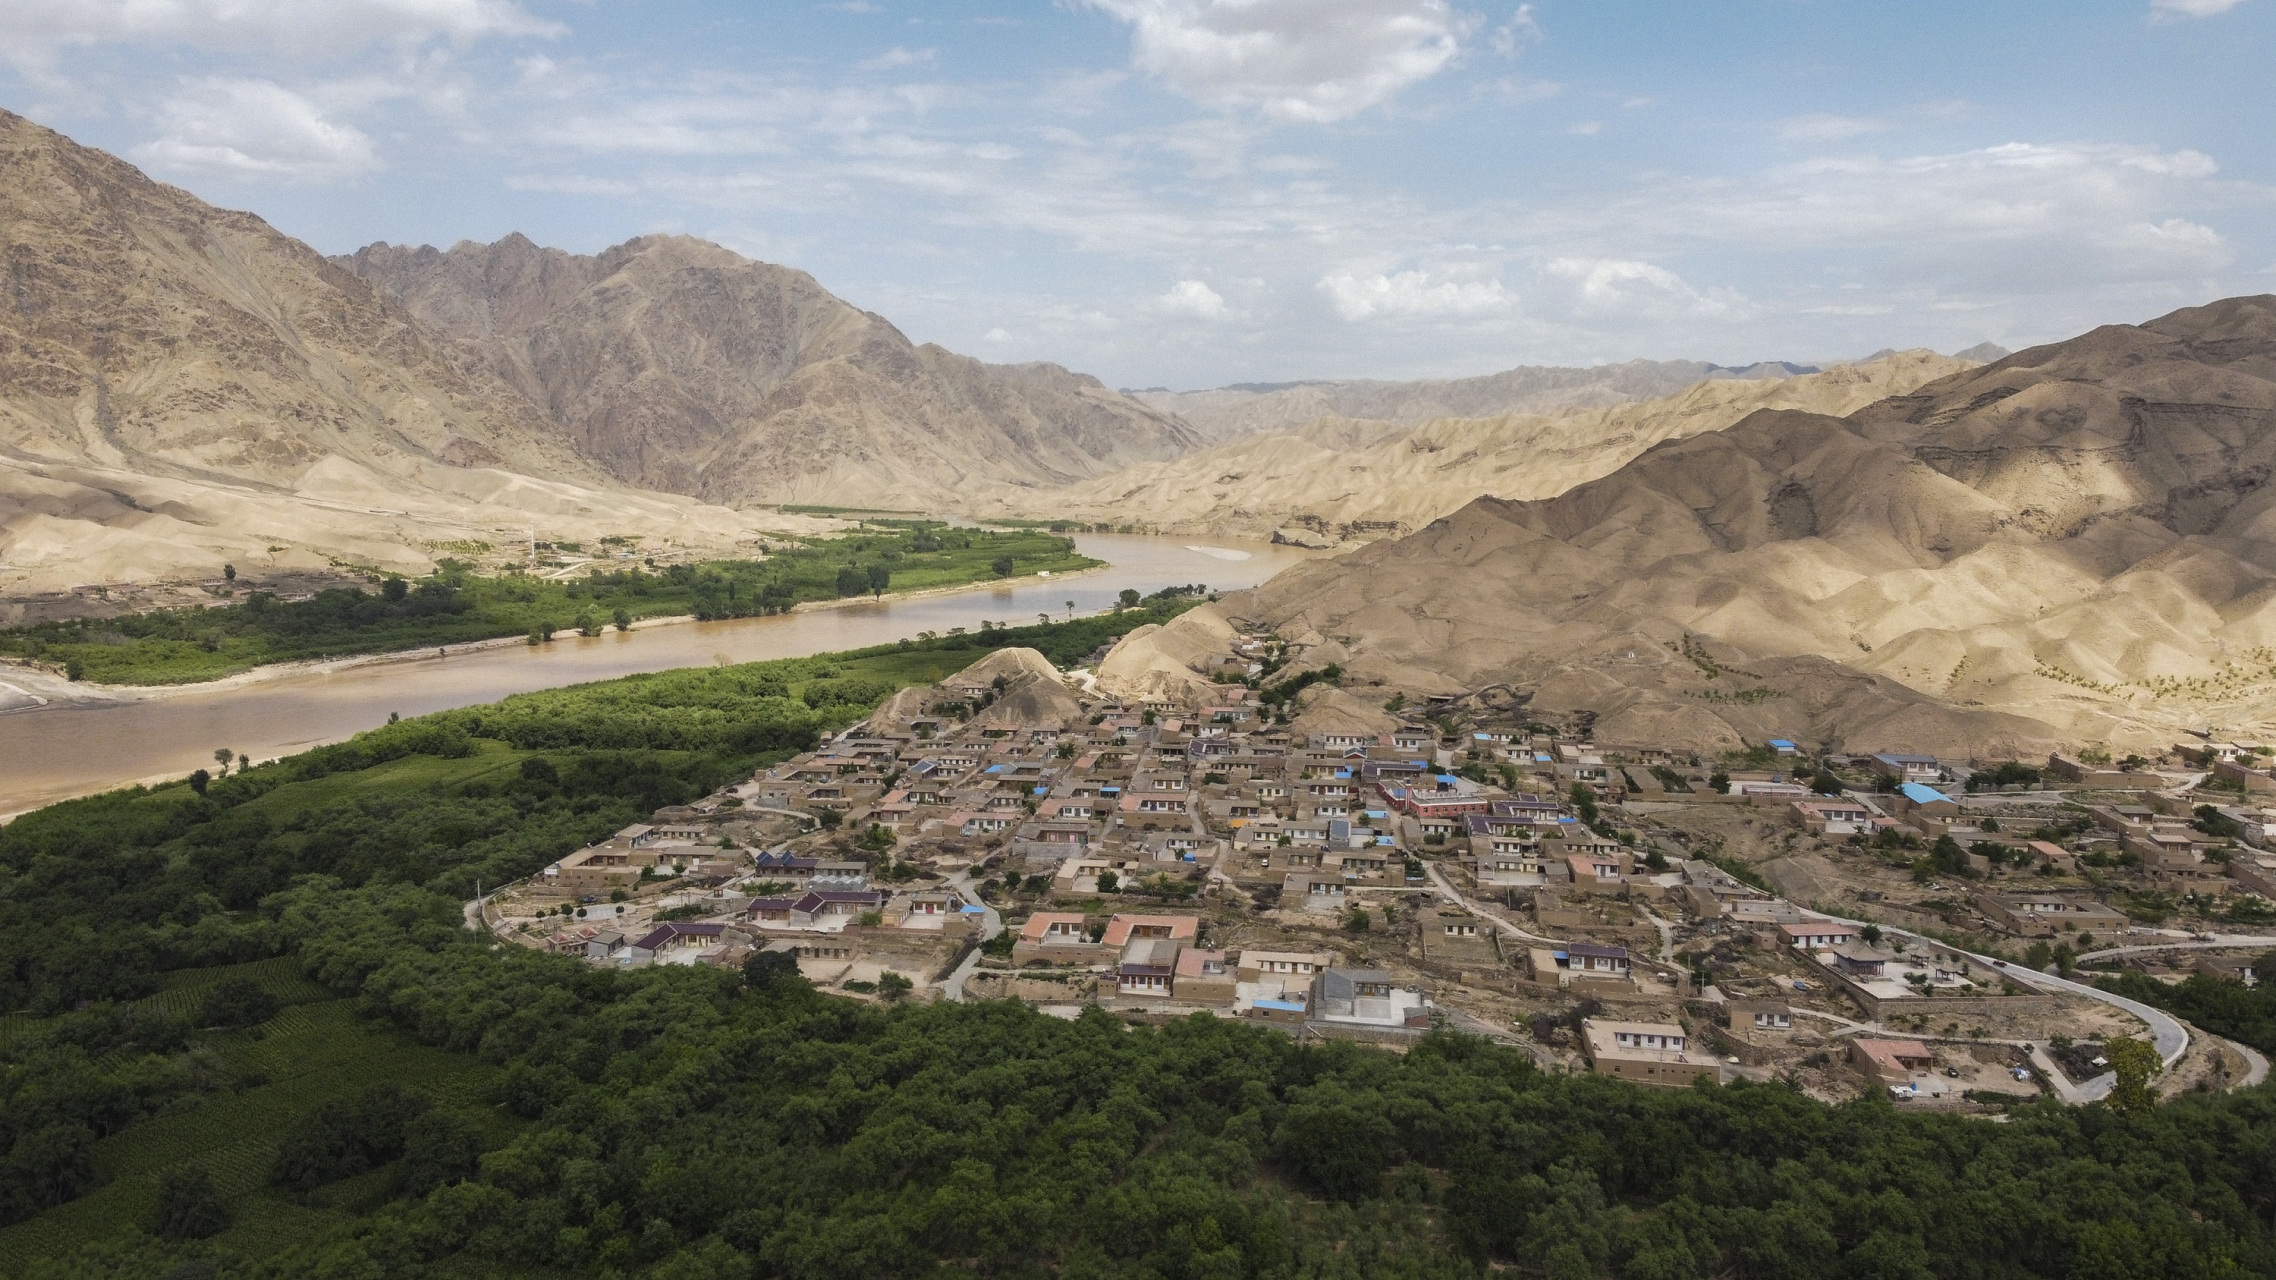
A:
<box><xmin>1098</xmin><ymin>870</ymin><xmax>1120</xmax><ymax>893</ymax></box>
<box><xmin>1346</xmin><ymin>907</ymin><xmax>1372</xmax><ymax>933</ymax></box>
<box><xmin>381</xmin><ymin>577</ymin><xmax>408</xmax><ymax>602</ymax></box>
<box><xmin>576</xmin><ymin>610</ymin><xmax>600</xmax><ymax>637</ymax></box>
<box><xmin>1117</xmin><ymin>588</ymin><xmax>1141</xmax><ymax>610</ymax></box>
<box><xmin>188</xmin><ymin>769</ymin><xmax>209</xmax><ymax>796</ymax></box>
<box><xmin>1810</xmin><ymin>766</ymin><xmax>1843</xmax><ymax>795</ymax></box>
<box><xmin>835</xmin><ymin>565</ymin><xmax>864</xmax><ymax>597</ymax></box>
<box><xmin>613</xmin><ymin>606</ymin><xmax>633</xmax><ymax>632</ymax></box>
<box><xmin>146</xmin><ymin>1165</ymin><xmax>229</xmax><ymax>1242</ymax></box>
<box><xmin>867</xmin><ymin>564</ymin><xmax>891</xmax><ymax>598</ymax></box>
<box><xmin>743</xmin><ymin>950</ymin><xmax>804</xmax><ymax>992</ymax></box>
<box><xmin>2104</xmin><ymin>1036</ymin><xmax>2161</xmax><ymax>1112</ymax></box>
<box><xmin>991</xmin><ymin>554</ymin><xmax>1016</xmax><ymax>578</ymax></box>
<box><xmin>1275</xmin><ymin>1101</ymin><xmax>1395</xmax><ymax>1202</ymax></box>
<box><xmin>398</xmin><ymin>1110</ymin><xmax>485</xmax><ymax>1198</ymax></box>
<box><xmin>877</xmin><ymin>971</ymin><xmax>914</xmax><ymax>1002</ymax></box>
<box><xmin>222</xmin><ymin>563</ymin><xmax>236</xmax><ymax>581</ymax></box>
<box><xmin>198</xmin><ymin>977</ymin><xmax>280</xmax><ymax>1029</ymax></box>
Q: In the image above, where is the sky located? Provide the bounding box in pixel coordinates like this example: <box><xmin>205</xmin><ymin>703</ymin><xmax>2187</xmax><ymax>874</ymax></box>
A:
<box><xmin>2</xmin><ymin>0</ymin><xmax>2271</xmax><ymax>389</ymax></box>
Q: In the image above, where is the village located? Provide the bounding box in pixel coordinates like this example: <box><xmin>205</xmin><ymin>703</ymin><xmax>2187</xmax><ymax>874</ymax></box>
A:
<box><xmin>474</xmin><ymin>607</ymin><xmax>2276</xmax><ymax>1109</ymax></box>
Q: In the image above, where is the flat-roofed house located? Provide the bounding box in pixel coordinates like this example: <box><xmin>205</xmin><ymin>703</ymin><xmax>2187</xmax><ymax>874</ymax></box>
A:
<box><xmin>1581</xmin><ymin>1019</ymin><xmax>1720</xmax><ymax>1088</ymax></box>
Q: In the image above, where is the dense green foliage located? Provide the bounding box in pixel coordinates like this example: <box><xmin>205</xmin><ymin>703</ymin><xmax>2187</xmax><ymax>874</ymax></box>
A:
<box><xmin>0</xmin><ymin>525</ymin><xmax>1095</xmax><ymax>685</ymax></box>
<box><xmin>8</xmin><ymin>604</ymin><xmax>2276</xmax><ymax>1277</ymax></box>
<box><xmin>25</xmin><ymin>883</ymin><xmax>2276</xmax><ymax>1279</ymax></box>
<box><xmin>2097</xmin><ymin>967</ymin><xmax>2276</xmax><ymax>1056</ymax></box>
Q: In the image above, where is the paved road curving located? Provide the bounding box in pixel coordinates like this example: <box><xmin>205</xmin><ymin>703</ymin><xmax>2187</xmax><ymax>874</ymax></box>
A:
<box><xmin>934</xmin><ymin>868</ymin><xmax>1006</xmax><ymax>1002</ymax></box>
<box><xmin>1797</xmin><ymin>907</ymin><xmax>2188</xmax><ymax>1102</ymax></box>
<box><xmin>2079</xmin><ymin>934</ymin><xmax>2276</xmax><ymax>963</ymax></box>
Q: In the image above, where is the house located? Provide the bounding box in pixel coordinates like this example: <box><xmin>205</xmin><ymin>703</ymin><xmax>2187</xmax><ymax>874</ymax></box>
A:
<box><xmin>1420</xmin><ymin>908</ymin><xmax>1500</xmax><ymax>966</ymax></box>
<box><xmin>1011</xmin><ymin>912</ymin><xmax>1099</xmax><ymax>965</ymax></box>
<box><xmin>1850</xmin><ymin>1038</ymin><xmax>1935</xmax><ymax>1085</ymax></box>
<box><xmin>1311</xmin><ymin>968</ymin><xmax>1430</xmax><ymax>1029</ymax></box>
<box><xmin>1173</xmin><ymin>949</ymin><xmax>1237</xmax><ymax>1005</ymax></box>
<box><xmin>1872</xmin><ymin>754</ymin><xmax>1942</xmax><ymax>785</ymax></box>
<box><xmin>743</xmin><ymin>888</ymin><xmax>884</xmax><ymax>931</ymax></box>
<box><xmin>1893</xmin><ymin>782</ymin><xmax>1959</xmax><ymax>818</ymax></box>
<box><xmin>1581</xmin><ymin>1019</ymin><xmax>1720</xmax><ymax>1088</ymax></box>
<box><xmin>1725</xmin><ymin>999</ymin><xmax>1792</xmax><ymax>1031</ymax></box>
<box><xmin>1790</xmin><ymin>798</ymin><xmax>1873</xmax><ymax>835</ymax></box>
<box><xmin>630</xmin><ymin>921</ymin><xmax>728</xmax><ymax>957</ymax></box>
<box><xmin>1283</xmin><ymin>873</ymin><xmax>1347</xmax><ymax>910</ymax></box>
<box><xmin>1238</xmin><ymin>950</ymin><xmax>1336</xmax><ymax>981</ymax></box>
<box><xmin>1100</xmin><ymin>914</ymin><xmax>1200</xmax><ymax>947</ymax></box>
<box><xmin>1971</xmin><ymin>890</ymin><xmax>2131</xmax><ymax>937</ymax></box>
<box><xmin>1778</xmin><ymin>921</ymin><xmax>1861</xmax><ymax>951</ymax></box>
<box><xmin>1564</xmin><ymin>853</ymin><xmax>1626</xmax><ymax>892</ymax></box>
<box><xmin>1826</xmin><ymin>942</ymin><xmax>1895</xmax><ymax>978</ymax></box>
<box><xmin>1526</xmin><ymin>943</ymin><xmax>1638</xmax><ymax>992</ymax></box>
<box><xmin>1116</xmin><ymin>938</ymin><xmax>1181</xmax><ymax>998</ymax></box>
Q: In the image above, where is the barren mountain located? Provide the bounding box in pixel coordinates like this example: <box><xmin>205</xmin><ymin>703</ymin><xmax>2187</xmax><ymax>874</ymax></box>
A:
<box><xmin>1233</xmin><ymin>296</ymin><xmax>2276</xmax><ymax>756</ymax></box>
<box><xmin>1129</xmin><ymin>358</ymin><xmax>1816</xmax><ymax>441</ymax></box>
<box><xmin>342</xmin><ymin>236</ymin><xmax>1201</xmax><ymax>509</ymax></box>
<box><xmin>998</xmin><ymin>351</ymin><xmax>1971</xmax><ymax>543</ymax></box>
<box><xmin>0</xmin><ymin>108</ymin><xmax>822</xmax><ymax>594</ymax></box>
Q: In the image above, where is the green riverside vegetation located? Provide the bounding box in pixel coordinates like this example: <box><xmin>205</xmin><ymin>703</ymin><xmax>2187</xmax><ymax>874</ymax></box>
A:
<box><xmin>0</xmin><ymin>524</ymin><xmax>1096</xmax><ymax>686</ymax></box>
<box><xmin>4</xmin><ymin>605</ymin><xmax>2276</xmax><ymax>1278</ymax></box>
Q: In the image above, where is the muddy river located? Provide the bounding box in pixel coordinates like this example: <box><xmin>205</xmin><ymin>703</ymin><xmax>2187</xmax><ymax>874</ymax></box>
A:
<box><xmin>0</xmin><ymin>535</ymin><xmax>1314</xmax><ymax>817</ymax></box>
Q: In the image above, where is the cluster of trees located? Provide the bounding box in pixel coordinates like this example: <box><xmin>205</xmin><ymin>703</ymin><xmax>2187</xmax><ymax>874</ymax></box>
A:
<box><xmin>47</xmin><ymin>873</ymin><xmax>2276</xmax><ymax>1278</ymax></box>
<box><xmin>2098</xmin><ymin>964</ymin><xmax>2276</xmax><ymax>1056</ymax></box>
<box><xmin>271</xmin><ymin>1084</ymin><xmax>484</xmax><ymax>1199</ymax></box>
<box><xmin>0</xmin><ymin>527</ymin><xmax>1094</xmax><ymax>684</ymax></box>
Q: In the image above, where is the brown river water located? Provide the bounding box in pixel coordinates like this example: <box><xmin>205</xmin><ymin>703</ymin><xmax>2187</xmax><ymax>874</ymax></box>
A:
<box><xmin>0</xmin><ymin>535</ymin><xmax>1316</xmax><ymax>818</ymax></box>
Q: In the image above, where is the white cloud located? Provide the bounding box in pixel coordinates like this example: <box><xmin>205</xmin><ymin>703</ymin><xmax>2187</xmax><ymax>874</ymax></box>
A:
<box><xmin>1318</xmin><ymin>270</ymin><xmax>1510</xmax><ymax>320</ymax></box>
<box><xmin>1156</xmin><ymin>279</ymin><xmax>1229</xmax><ymax>317</ymax></box>
<box><xmin>1081</xmin><ymin>0</ymin><xmax>1475</xmax><ymax>122</ymax></box>
<box><xmin>2150</xmin><ymin>0</ymin><xmax>2245</xmax><ymax>20</ymax></box>
<box><xmin>1778</xmin><ymin>113</ymin><xmax>1887</xmax><ymax>142</ymax></box>
<box><xmin>132</xmin><ymin>79</ymin><xmax>378</xmax><ymax>181</ymax></box>
<box><xmin>1568</xmin><ymin>120</ymin><xmax>1601</xmax><ymax>136</ymax></box>
<box><xmin>859</xmin><ymin>46</ymin><xmax>938</xmax><ymax>71</ymax></box>
<box><xmin>1</xmin><ymin>0</ymin><xmax>560</xmax><ymax>64</ymax></box>
<box><xmin>1614</xmin><ymin>142</ymin><xmax>2246</xmax><ymax>290</ymax></box>
<box><xmin>1489</xmin><ymin>4</ymin><xmax>1542</xmax><ymax>57</ymax></box>
<box><xmin>1544</xmin><ymin>257</ymin><xmax>1733</xmax><ymax>318</ymax></box>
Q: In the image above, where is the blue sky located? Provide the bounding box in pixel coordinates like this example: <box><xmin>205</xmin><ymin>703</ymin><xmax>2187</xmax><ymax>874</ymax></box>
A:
<box><xmin>3</xmin><ymin>0</ymin><xmax>2270</xmax><ymax>388</ymax></box>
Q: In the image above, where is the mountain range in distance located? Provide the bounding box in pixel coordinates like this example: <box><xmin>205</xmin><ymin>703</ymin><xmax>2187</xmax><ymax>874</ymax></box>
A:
<box><xmin>1233</xmin><ymin>294</ymin><xmax>2276</xmax><ymax>756</ymax></box>
<box><xmin>9</xmin><ymin>100</ymin><xmax>2270</xmax><ymax>759</ymax></box>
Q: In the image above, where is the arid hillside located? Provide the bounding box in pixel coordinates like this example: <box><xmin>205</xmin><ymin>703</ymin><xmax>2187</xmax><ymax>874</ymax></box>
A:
<box><xmin>342</xmin><ymin>236</ymin><xmax>1201</xmax><ymax>509</ymax></box>
<box><xmin>0</xmin><ymin>108</ymin><xmax>827</xmax><ymax>593</ymax></box>
<box><xmin>1128</xmin><ymin>358</ymin><xmax>1815</xmax><ymax>440</ymax></box>
<box><xmin>1234</xmin><ymin>295</ymin><xmax>2276</xmax><ymax>755</ymax></box>
<box><xmin>1002</xmin><ymin>351</ymin><xmax>1971</xmax><ymax>543</ymax></box>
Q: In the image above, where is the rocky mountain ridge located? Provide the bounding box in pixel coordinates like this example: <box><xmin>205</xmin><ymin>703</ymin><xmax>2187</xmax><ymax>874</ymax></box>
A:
<box><xmin>1234</xmin><ymin>295</ymin><xmax>2276</xmax><ymax>755</ymax></box>
<box><xmin>340</xmin><ymin>235</ymin><xmax>1202</xmax><ymax>510</ymax></box>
